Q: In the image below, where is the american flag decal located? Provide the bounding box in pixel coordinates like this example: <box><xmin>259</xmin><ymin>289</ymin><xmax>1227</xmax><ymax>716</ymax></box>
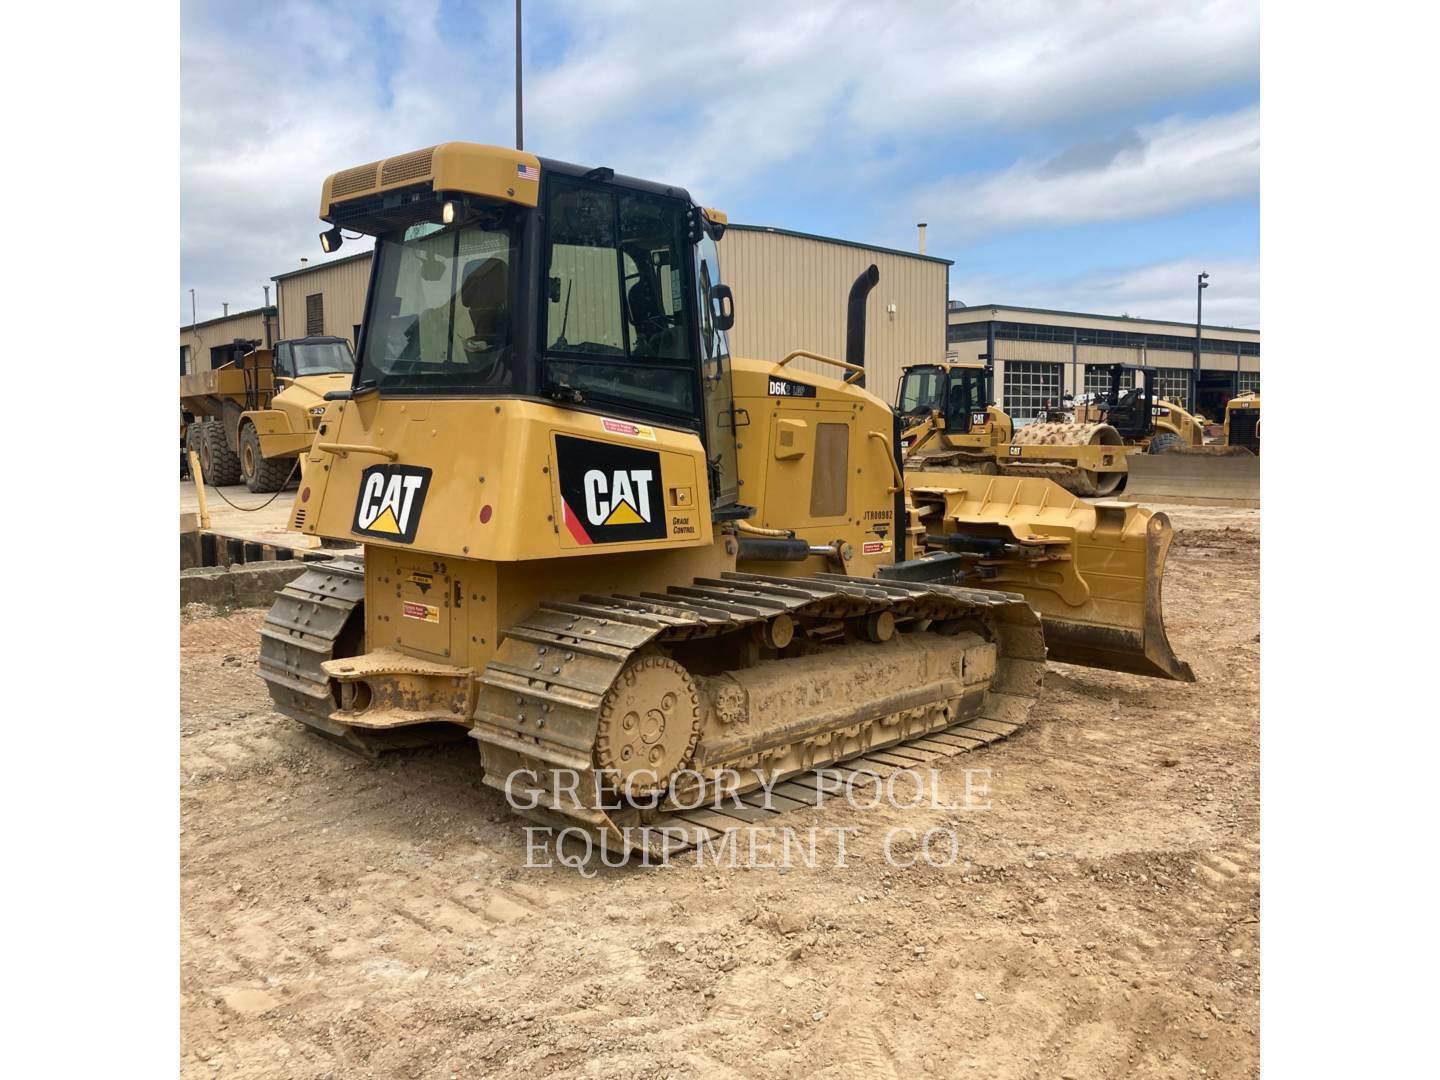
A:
<box><xmin>516</xmin><ymin>163</ymin><xmax>539</xmax><ymax>181</ymax></box>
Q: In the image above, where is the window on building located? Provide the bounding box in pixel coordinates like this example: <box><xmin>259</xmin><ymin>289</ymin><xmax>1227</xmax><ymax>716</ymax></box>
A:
<box><xmin>1152</xmin><ymin>368</ymin><xmax>1192</xmax><ymax>410</ymax></box>
<box><xmin>1083</xmin><ymin>364</ymin><xmax>1116</xmax><ymax>401</ymax></box>
<box><xmin>180</xmin><ymin>345</ymin><xmax>191</xmax><ymax>375</ymax></box>
<box><xmin>1236</xmin><ymin>371</ymin><xmax>1260</xmax><ymax>395</ymax></box>
<box><xmin>946</xmin><ymin>322</ymin><xmax>988</xmax><ymax>344</ymax></box>
<box><xmin>1002</xmin><ymin>361</ymin><xmax>1063</xmax><ymax>422</ymax></box>
<box><xmin>305</xmin><ymin>293</ymin><xmax>324</xmax><ymax>336</ymax></box>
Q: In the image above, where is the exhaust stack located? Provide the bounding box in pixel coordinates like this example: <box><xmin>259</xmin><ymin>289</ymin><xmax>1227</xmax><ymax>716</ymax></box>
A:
<box><xmin>846</xmin><ymin>264</ymin><xmax>880</xmax><ymax>388</ymax></box>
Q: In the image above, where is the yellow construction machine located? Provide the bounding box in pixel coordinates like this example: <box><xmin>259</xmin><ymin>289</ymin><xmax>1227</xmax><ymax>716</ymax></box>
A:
<box><xmin>1121</xmin><ymin>375</ymin><xmax>1260</xmax><ymax>506</ymax></box>
<box><xmin>181</xmin><ymin>335</ymin><xmax>355</xmax><ymax>491</ymax></box>
<box><xmin>1224</xmin><ymin>391</ymin><xmax>1260</xmax><ymax>455</ymax></box>
<box><xmin>898</xmin><ymin>360</ymin><xmax>1219</xmax><ymax>498</ymax></box>
<box><xmin>259</xmin><ymin>142</ymin><xmax>1193</xmax><ymax>857</ymax></box>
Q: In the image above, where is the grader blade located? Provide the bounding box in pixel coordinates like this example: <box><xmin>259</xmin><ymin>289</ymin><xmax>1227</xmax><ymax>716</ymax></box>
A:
<box><xmin>907</xmin><ymin>477</ymin><xmax>1195</xmax><ymax>682</ymax></box>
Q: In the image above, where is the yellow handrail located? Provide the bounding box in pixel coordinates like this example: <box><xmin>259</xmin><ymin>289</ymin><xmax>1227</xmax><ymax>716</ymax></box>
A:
<box><xmin>315</xmin><ymin>442</ymin><xmax>400</xmax><ymax>461</ymax></box>
<box><xmin>867</xmin><ymin>430</ymin><xmax>903</xmax><ymax>493</ymax></box>
<box><xmin>777</xmin><ymin>349</ymin><xmax>866</xmax><ymax>385</ymax></box>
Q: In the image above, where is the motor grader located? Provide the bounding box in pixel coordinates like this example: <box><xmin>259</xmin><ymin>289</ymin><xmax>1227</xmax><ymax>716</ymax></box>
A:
<box><xmin>259</xmin><ymin>141</ymin><xmax>1193</xmax><ymax>858</ymax></box>
<box><xmin>181</xmin><ymin>335</ymin><xmax>355</xmax><ymax>492</ymax></box>
<box><xmin>895</xmin><ymin>361</ymin><xmax>1131</xmax><ymax>496</ymax></box>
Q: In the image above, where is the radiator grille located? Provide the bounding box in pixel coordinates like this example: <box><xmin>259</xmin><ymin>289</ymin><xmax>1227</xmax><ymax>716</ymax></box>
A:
<box><xmin>380</xmin><ymin>148</ymin><xmax>434</xmax><ymax>186</ymax></box>
<box><xmin>330</xmin><ymin>161</ymin><xmax>380</xmax><ymax>198</ymax></box>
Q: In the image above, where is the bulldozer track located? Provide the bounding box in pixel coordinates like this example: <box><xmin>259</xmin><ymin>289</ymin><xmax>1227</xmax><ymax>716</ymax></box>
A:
<box><xmin>259</xmin><ymin>562</ymin><xmax>1047</xmax><ymax>860</ymax></box>
<box><xmin>471</xmin><ymin>571</ymin><xmax>1045</xmax><ymax>857</ymax></box>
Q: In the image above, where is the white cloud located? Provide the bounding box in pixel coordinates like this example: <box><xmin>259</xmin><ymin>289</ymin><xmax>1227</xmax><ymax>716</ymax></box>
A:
<box><xmin>915</xmin><ymin>106</ymin><xmax>1260</xmax><ymax>239</ymax></box>
<box><xmin>954</xmin><ymin>256</ymin><xmax>1260</xmax><ymax>327</ymax></box>
<box><xmin>180</xmin><ymin>0</ymin><xmax>1259</xmax><ymax>322</ymax></box>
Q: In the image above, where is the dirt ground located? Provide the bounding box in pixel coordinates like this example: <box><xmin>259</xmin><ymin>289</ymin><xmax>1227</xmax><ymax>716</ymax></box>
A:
<box><xmin>180</xmin><ymin>505</ymin><xmax>1260</xmax><ymax>1079</ymax></box>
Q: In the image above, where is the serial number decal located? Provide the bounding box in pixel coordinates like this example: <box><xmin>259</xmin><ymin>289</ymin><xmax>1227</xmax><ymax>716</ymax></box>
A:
<box><xmin>767</xmin><ymin>376</ymin><xmax>817</xmax><ymax>398</ymax></box>
<box><xmin>401</xmin><ymin>601</ymin><xmax>439</xmax><ymax>623</ymax></box>
<box><xmin>863</xmin><ymin>509</ymin><xmax>893</xmax><ymax>520</ymax></box>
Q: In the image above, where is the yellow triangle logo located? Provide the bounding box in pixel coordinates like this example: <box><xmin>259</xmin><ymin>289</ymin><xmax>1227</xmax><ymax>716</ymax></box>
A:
<box><xmin>368</xmin><ymin>506</ymin><xmax>401</xmax><ymax>533</ymax></box>
<box><xmin>603</xmin><ymin>500</ymin><xmax>644</xmax><ymax>526</ymax></box>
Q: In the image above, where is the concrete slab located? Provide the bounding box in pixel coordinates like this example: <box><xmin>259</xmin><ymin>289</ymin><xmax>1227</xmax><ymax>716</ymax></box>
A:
<box><xmin>180</xmin><ymin>479</ymin><xmax>323</xmax><ymax>550</ymax></box>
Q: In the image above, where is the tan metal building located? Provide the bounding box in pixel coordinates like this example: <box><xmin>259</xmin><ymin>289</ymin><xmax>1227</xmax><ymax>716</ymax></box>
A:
<box><xmin>719</xmin><ymin>225</ymin><xmax>950</xmax><ymax>395</ymax></box>
<box><xmin>272</xmin><ymin>252</ymin><xmax>373</xmax><ymax>346</ymax></box>
<box><xmin>946</xmin><ymin>303</ymin><xmax>1260</xmax><ymax>423</ymax></box>
<box><xmin>179</xmin><ymin>306</ymin><xmax>276</xmax><ymax>374</ymax></box>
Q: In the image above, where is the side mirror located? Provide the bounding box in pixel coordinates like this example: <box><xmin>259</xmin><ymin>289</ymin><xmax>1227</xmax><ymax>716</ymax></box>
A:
<box><xmin>709</xmin><ymin>284</ymin><xmax>735</xmax><ymax>332</ymax></box>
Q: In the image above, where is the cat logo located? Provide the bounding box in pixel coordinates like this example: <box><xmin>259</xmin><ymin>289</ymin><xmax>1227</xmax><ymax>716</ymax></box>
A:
<box><xmin>584</xmin><ymin>468</ymin><xmax>653</xmax><ymax>526</ymax></box>
<box><xmin>555</xmin><ymin>434</ymin><xmax>667</xmax><ymax>545</ymax></box>
<box><xmin>351</xmin><ymin>464</ymin><xmax>432</xmax><ymax>544</ymax></box>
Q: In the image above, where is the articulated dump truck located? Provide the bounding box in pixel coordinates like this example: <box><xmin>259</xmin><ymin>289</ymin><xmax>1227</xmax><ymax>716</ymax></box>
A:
<box><xmin>258</xmin><ymin>142</ymin><xmax>1193</xmax><ymax>858</ymax></box>
<box><xmin>181</xmin><ymin>335</ymin><xmax>355</xmax><ymax>492</ymax></box>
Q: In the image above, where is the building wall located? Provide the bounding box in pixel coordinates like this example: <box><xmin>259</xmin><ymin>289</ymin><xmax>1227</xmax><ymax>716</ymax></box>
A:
<box><xmin>720</xmin><ymin>226</ymin><xmax>948</xmax><ymax>399</ymax></box>
<box><xmin>179</xmin><ymin>308</ymin><xmax>276</xmax><ymax>373</ymax></box>
<box><xmin>275</xmin><ymin>252</ymin><xmax>374</xmax><ymax>346</ymax></box>
<box><xmin>947</xmin><ymin>306</ymin><xmax>1259</xmax><ymax>419</ymax></box>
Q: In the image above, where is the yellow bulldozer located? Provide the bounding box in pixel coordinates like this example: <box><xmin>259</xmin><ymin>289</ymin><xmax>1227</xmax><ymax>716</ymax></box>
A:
<box><xmin>181</xmin><ymin>335</ymin><xmax>355</xmax><ymax>492</ymax></box>
<box><xmin>1224</xmin><ymin>391</ymin><xmax>1260</xmax><ymax>455</ymax></box>
<box><xmin>897</xmin><ymin>361</ymin><xmax>1206</xmax><ymax>497</ymax></box>
<box><xmin>258</xmin><ymin>142</ymin><xmax>1193</xmax><ymax>857</ymax></box>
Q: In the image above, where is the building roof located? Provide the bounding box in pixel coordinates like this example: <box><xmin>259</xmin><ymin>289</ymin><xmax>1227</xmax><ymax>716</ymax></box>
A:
<box><xmin>728</xmin><ymin>223</ymin><xmax>953</xmax><ymax>267</ymax></box>
<box><xmin>271</xmin><ymin>249</ymin><xmax>373</xmax><ymax>283</ymax></box>
<box><xmin>181</xmin><ymin>305</ymin><xmax>272</xmax><ymax>333</ymax></box>
<box><xmin>949</xmin><ymin>302</ymin><xmax>1258</xmax><ymax>336</ymax></box>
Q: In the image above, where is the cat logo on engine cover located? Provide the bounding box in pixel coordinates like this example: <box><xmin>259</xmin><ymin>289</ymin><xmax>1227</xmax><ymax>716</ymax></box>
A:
<box><xmin>352</xmin><ymin>464</ymin><xmax>431</xmax><ymax>544</ymax></box>
<box><xmin>556</xmin><ymin>434</ymin><xmax>666</xmax><ymax>545</ymax></box>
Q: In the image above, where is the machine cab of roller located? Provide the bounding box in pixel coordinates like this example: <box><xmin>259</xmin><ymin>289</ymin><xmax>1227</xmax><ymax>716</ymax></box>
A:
<box><xmin>1098</xmin><ymin>363</ymin><xmax>1158</xmax><ymax>439</ymax></box>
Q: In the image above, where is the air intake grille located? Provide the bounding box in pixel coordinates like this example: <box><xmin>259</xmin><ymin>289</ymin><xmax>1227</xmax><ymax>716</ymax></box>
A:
<box><xmin>292</xmin><ymin>508</ymin><xmax>306</xmax><ymax>529</ymax></box>
<box><xmin>380</xmin><ymin>148</ymin><xmax>434</xmax><ymax>186</ymax></box>
<box><xmin>331</xmin><ymin>162</ymin><xmax>380</xmax><ymax>198</ymax></box>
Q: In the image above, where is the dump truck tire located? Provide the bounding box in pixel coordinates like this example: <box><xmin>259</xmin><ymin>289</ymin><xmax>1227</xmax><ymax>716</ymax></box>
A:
<box><xmin>198</xmin><ymin>418</ymin><xmax>241</xmax><ymax>486</ymax></box>
<box><xmin>1147</xmin><ymin>431</ymin><xmax>1187</xmax><ymax>455</ymax></box>
<box><xmin>240</xmin><ymin>422</ymin><xmax>292</xmax><ymax>493</ymax></box>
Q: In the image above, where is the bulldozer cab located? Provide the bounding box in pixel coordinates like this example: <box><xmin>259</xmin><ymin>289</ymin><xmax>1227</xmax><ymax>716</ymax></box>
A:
<box><xmin>896</xmin><ymin>363</ymin><xmax>990</xmax><ymax>435</ymax></box>
<box><xmin>337</xmin><ymin>148</ymin><xmax>740</xmax><ymax>512</ymax></box>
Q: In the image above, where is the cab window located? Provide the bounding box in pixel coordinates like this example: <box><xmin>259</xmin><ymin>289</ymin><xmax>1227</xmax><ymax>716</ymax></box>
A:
<box><xmin>543</xmin><ymin>180</ymin><xmax>696</xmax><ymax>419</ymax></box>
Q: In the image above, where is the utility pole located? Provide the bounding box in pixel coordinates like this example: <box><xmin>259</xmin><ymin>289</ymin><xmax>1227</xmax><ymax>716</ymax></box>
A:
<box><xmin>1192</xmin><ymin>271</ymin><xmax>1209</xmax><ymax>411</ymax></box>
<box><xmin>190</xmin><ymin>288</ymin><xmax>196</xmax><ymax>328</ymax></box>
<box><xmin>515</xmin><ymin>0</ymin><xmax>524</xmax><ymax>150</ymax></box>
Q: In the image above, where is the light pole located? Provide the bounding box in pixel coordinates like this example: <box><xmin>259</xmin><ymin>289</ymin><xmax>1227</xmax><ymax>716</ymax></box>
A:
<box><xmin>1192</xmin><ymin>271</ymin><xmax>1209</xmax><ymax>412</ymax></box>
<box><xmin>515</xmin><ymin>0</ymin><xmax>523</xmax><ymax>150</ymax></box>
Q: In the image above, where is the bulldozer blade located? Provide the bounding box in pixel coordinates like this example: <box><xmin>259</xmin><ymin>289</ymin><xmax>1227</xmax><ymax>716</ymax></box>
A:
<box><xmin>908</xmin><ymin>478</ymin><xmax>1196</xmax><ymax>682</ymax></box>
<box><xmin>1122</xmin><ymin>450</ymin><xmax>1259</xmax><ymax>508</ymax></box>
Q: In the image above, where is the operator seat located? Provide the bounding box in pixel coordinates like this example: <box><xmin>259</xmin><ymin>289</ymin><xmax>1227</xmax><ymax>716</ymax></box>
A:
<box><xmin>459</xmin><ymin>257</ymin><xmax>510</xmax><ymax>382</ymax></box>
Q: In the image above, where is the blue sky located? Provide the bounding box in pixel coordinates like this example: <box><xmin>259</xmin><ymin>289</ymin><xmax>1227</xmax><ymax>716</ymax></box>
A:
<box><xmin>181</xmin><ymin>0</ymin><xmax>1259</xmax><ymax>327</ymax></box>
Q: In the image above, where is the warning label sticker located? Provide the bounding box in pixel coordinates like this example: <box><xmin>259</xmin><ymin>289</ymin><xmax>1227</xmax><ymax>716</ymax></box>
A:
<box><xmin>401</xmin><ymin>601</ymin><xmax>440</xmax><ymax>623</ymax></box>
<box><xmin>601</xmin><ymin>417</ymin><xmax>656</xmax><ymax>440</ymax></box>
<box><xmin>862</xmin><ymin>540</ymin><xmax>890</xmax><ymax>556</ymax></box>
